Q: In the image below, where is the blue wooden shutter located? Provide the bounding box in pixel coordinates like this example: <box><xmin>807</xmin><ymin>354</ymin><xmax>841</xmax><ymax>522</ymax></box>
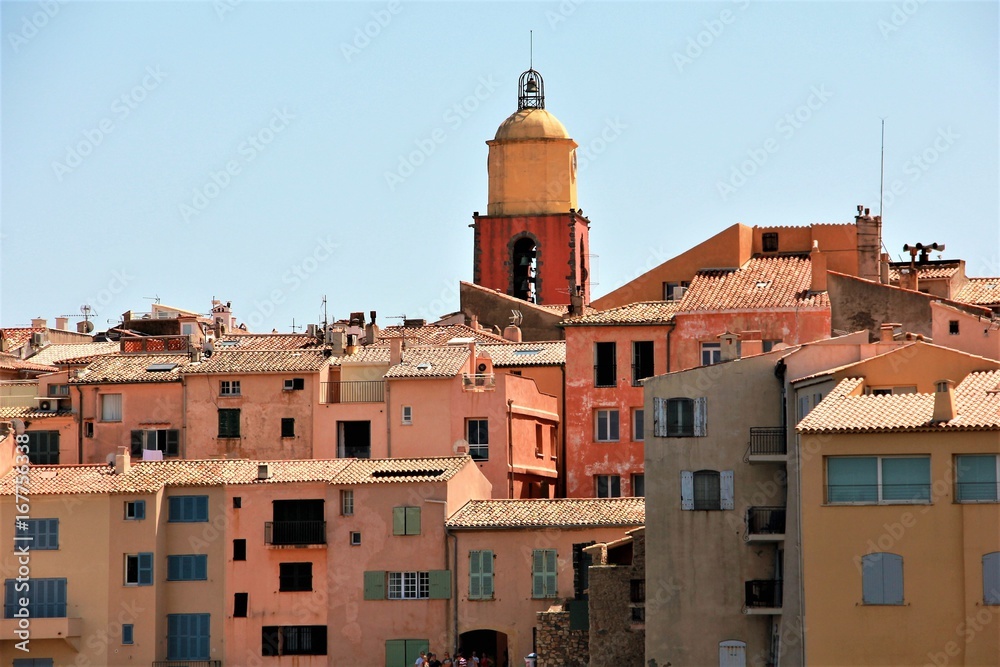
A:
<box><xmin>166</xmin><ymin>430</ymin><xmax>179</xmax><ymax>456</ymax></box>
<box><xmin>680</xmin><ymin>471</ymin><xmax>694</xmax><ymax>510</ymax></box>
<box><xmin>720</xmin><ymin>471</ymin><xmax>735</xmax><ymax>510</ymax></box>
<box><xmin>138</xmin><ymin>553</ymin><xmax>153</xmax><ymax>585</ymax></box>
<box><xmin>195</xmin><ymin>555</ymin><xmax>208</xmax><ymax>580</ymax></box>
<box><xmin>135</xmin><ymin>500</ymin><xmax>146</xmax><ymax>520</ymax></box>
<box><xmin>882</xmin><ymin>553</ymin><xmax>904</xmax><ymax>604</ymax></box>
<box><xmin>861</xmin><ymin>553</ymin><xmax>884</xmax><ymax>604</ymax></box>
<box><xmin>983</xmin><ymin>552</ymin><xmax>1000</xmax><ymax>605</ymax></box>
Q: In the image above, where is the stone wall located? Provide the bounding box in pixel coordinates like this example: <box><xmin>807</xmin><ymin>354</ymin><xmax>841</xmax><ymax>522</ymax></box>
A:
<box><xmin>587</xmin><ymin>531</ymin><xmax>645</xmax><ymax>667</ymax></box>
<box><xmin>536</xmin><ymin>606</ymin><xmax>589</xmax><ymax>667</ymax></box>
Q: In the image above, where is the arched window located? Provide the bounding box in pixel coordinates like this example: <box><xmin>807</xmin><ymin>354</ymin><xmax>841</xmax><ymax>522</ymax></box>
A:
<box><xmin>512</xmin><ymin>237</ymin><xmax>537</xmax><ymax>302</ymax></box>
<box><xmin>861</xmin><ymin>552</ymin><xmax>904</xmax><ymax>604</ymax></box>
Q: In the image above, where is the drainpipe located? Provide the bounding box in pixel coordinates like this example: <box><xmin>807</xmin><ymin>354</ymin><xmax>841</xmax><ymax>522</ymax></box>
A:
<box><xmin>75</xmin><ymin>384</ymin><xmax>84</xmax><ymax>464</ymax></box>
<box><xmin>425</xmin><ymin>498</ymin><xmax>457</xmax><ymax>652</ymax></box>
<box><xmin>558</xmin><ymin>364</ymin><xmax>567</xmax><ymax>498</ymax></box>
<box><xmin>385</xmin><ymin>380</ymin><xmax>391</xmax><ymax>458</ymax></box>
<box><xmin>665</xmin><ymin>320</ymin><xmax>676</xmax><ymax>373</ymax></box>
<box><xmin>507</xmin><ymin>399</ymin><xmax>514</xmax><ymax>499</ymax></box>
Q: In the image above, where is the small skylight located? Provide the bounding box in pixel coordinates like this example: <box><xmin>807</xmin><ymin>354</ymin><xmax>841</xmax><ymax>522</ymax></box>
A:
<box><xmin>755</xmin><ymin>281</ymin><xmax>771</xmax><ymax>289</ymax></box>
<box><xmin>416</xmin><ymin>362</ymin><xmax>432</xmax><ymax>371</ymax></box>
<box><xmin>146</xmin><ymin>363</ymin><xmax>178</xmax><ymax>372</ymax></box>
<box><xmin>513</xmin><ymin>349</ymin><xmax>543</xmax><ymax>356</ymax></box>
<box><xmin>218</xmin><ymin>340</ymin><xmax>239</xmax><ymax>348</ymax></box>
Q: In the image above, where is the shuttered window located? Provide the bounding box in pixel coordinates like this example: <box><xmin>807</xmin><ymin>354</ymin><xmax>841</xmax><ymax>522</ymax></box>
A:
<box><xmin>383</xmin><ymin>571</ymin><xmax>448</xmax><ymax>599</ymax></box>
<box><xmin>532</xmin><ymin>549</ymin><xmax>558</xmax><ymax>598</ymax></box>
<box><xmin>392</xmin><ymin>506</ymin><xmax>421</xmax><ymax>535</ymax></box>
<box><xmin>956</xmin><ymin>455</ymin><xmax>1000</xmax><ymax>502</ymax></box>
<box><xmin>125</xmin><ymin>553</ymin><xmax>154</xmax><ymax>586</ymax></box>
<box><xmin>218</xmin><ymin>408</ymin><xmax>241</xmax><ymax>437</ymax></box>
<box><xmin>167</xmin><ymin>555</ymin><xmax>208</xmax><ymax>581</ymax></box>
<box><xmin>653</xmin><ymin>397</ymin><xmax>706</xmax><ymax>437</ymax></box>
<box><xmin>4</xmin><ymin>578</ymin><xmax>67</xmax><ymax>618</ymax></box>
<box><xmin>861</xmin><ymin>552</ymin><xmax>904</xmax><ymax>605</ymax></box>
<box><xmin>168</xmin><ymin>496</ymin><xmax>209</xmax><ymax>522</ymax></box>
<box><xmin>24</xmin><ymin>431</ymin><xmax>59</xmax><ymax>464</ymax></box>
<box><xmin>827</xmin><ymin>456</ymin><xmax>930</xmax><ymax>504</ymax></box>
<box><xmin>469</xmin><ymin>550</ymin><xmax>494</xmax><ymax>600</ymax></box>
<box><xmin>124</xmin><ymin>500</ymin><xmax>146</xmax><ymax>520</ymax></box>
<box><xmin>984</xmin><ymin>552</ymin><xmax>1000</xmax><ymax>605</ymax></box>
<box><xmin>167</xmin><ymin>613</ymin><xmax>210</xmax><ymax>660</ymax></box>
<box><xmin>17</xmin><ymin>519</ymin><xmax>58</xmax><ymax>550</ymax></box>
<box><xmin>130</xmin><ymin>429</ymin><xmax>179</xmax><ymax>457</ymax></box>
<box><xmin>681</xmin><ymin>470</ymin><xmax>733</xmax><ymax>510</ymax></box>
<box><xmin>385</xmin><ymin>639</ymin><xmax>430</xmax><ymax>667</ymax></box>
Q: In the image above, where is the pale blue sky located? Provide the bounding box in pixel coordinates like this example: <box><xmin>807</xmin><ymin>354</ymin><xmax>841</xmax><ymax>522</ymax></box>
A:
<box><xmin>2</xmin><ymin>1</ymin><xmax>997</xmax><ymax>332</ymax></box>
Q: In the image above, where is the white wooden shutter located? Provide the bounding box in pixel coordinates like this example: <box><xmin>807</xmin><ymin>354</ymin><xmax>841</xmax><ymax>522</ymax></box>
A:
<box><xmin>653</xmin><ymin>398</ymin><xmax>667</xmax><ymax>437</ymax></box>
<box><xmin>680</xmin><ymin>471</ymin><xmax>694</xmax><ymax>510</ymax></box>
<box><xmin>693</xmin><ymin>397</ymin><xmax>708</xmax><ymax>436</ymax></box>
<box><xmin>720</xmin><ymin>470</ymin><xmax>735</xmax><ymax>510</ymax></box>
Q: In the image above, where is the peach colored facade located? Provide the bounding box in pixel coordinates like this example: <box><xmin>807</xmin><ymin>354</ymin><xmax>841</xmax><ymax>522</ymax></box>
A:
<box><xmin>76</xmin><ymin>381</ymin><xmax>184</xmax><ymax>463</ymax></box>
<box><xmin>932</xmin><ymin>301</ymin><xmax>1000</xmax><ymax>361</ymax></box>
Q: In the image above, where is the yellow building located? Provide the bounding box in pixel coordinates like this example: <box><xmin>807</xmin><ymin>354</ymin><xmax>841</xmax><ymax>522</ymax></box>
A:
<box><xmin>797</xmin><ymin>346</ymin><xmax>1000</xmax><ymax>666</ymax></box>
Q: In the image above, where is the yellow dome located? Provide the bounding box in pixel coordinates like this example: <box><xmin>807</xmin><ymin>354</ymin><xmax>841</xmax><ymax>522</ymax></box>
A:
<box><xmin>494</xmin><ymin>108</ymin><xmax>570</xmax><ymax>141</ymax></box>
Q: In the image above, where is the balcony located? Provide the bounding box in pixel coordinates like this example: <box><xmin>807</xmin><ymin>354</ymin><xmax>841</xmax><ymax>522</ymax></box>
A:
<box><xmin>462</xmin><ymin>373</ymin><xmax>496</xmax><ymax>392</ymax></box>
<box><xmin>1</xmin><ymin>616</ymin><xmax>81</xmax><ymax>642</ymax></box>
<box><xmin>320</xmin><ymin>380</ymin><xmax>384</xmax><ymax>404</ymax></box>
<box><xmin>120</xmin><ymin>335</ymin><xmax>190</xmax><ymax>354</ymax></box>
<box><xmin>744</xmin><ymin>579</ymin><xmax>782</xmax><ymax>614</ymax></box>
<box><xmin>152</xmin><ymin>662</ymin><xmax>222</xmax><ymax>667</ymax></box>
<box><xmin>745</xmin><ymin>507</ymin><xmax>786</xmax><ymax>542</ymax></box>
<box><xmin>264</xmin><ymin>521</ymin><xmax>326</xmax><ymax>547</ymax></box>
<box><xmin>746</xmin><ymin>427</ymin><xmax>787</xmax><ymax>462</ymax></box>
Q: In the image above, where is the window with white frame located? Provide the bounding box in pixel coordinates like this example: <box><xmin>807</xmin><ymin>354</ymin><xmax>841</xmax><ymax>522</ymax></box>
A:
<box><xmin>466</xmin><ymin>419</ymin><xmax>488</xmax><ymax>460</ymax></box>
<box><xmin>596</xmin><ymin>475</ymin><xmax>621</xmax><ymax>498</ymax></box>
<box><xmin>220</xmin><ymin>380</ymin><xmax>241</xmax><ymax>396</ymax></box>
<box><xmin>701</xmin><ymin>342</ymin><xmax>721</xmax><ymax>366</ymax></box>
<box><xmin>632</xmin><ymin>408</ymin><xmax>644</xmax><ymax>441</ymax></box>
<box><xmin>826</xmin><ymin>456</ymin><xmax>931</xmax><ymax>504</ymax></box>
<box><xmin>595</xmin><ymin>409</ymin><xmax>619</xmax><ymax>442</ymax></box>
<box><xmin>388</xmin><ymin>571</ymin><xmax>429</xmax><ymax>599</ymax></box>
<box><xmin>340</xmin><ymin>490</ymin><xmax>354</xmax><ymax>516</ymax></box>
<box><xmin>680</xmin><ymin>470</ymin><xmax>734</xmax><ymax>510</ymax></box>
<box><xmin>101</xmin><ymin>394</ymin><xmax>122</xmax><ymax>422</ymax></box>
<box><xmin>653</xmin><ymin>397</ymin><xmax>706</xmax><ymax>437</ymax></box>
<box><xmin>956</xmin><ymin>455</ymin><xmax>999</xmax><ymax>502</ymax></box>
<box><xmin>401</xmin><ymin>406</ymin><xmax>412</xmax><ymax>425</ymax></box>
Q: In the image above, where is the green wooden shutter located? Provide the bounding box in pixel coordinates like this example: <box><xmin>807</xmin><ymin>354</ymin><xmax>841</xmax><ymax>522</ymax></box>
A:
<box><xmin>364</xmin><ymin>571</ymin><xmax>386</xmax><ymax>600</ymax></box>
<box><xmin>392</xmin><ymin>507</ymin><xmax>405</xmax><ymax>535</ymax></box>
<box><xmin>532</xmin><ymin>550</ymin><xmax>545</xmax><ymax>598</ymax></box>
<box><xmin>544</xmin><ymin>549</ymin><xmax>558</xmax><ymax>597</ymax></box>
<box><xmin>385</xmin><ymin>639</ymin><xmax>406</xmax><ymax>667</ymax></box>
<box><xmin>482</xmin><ymin>549</ymin><xmax>494</xmax><ymax>598</ymax></box>
<box><xmin>428</xmin><ymin>570</ymin><xmax>451</xmax><ymax>599</ymax></box>
<box><xmin>405</xmin><ymin>506</ymin><xmax>421</xmax><ymax>535</ymax></box>
<box><xmin>166</xmin><ymin>430</ymin><xmax>179</xmax><ymax>456</ymax></box>
<box><xmin>469</xmin><ymin>551</ymin><xmax>482</xmax><ymax>599</ymax></box>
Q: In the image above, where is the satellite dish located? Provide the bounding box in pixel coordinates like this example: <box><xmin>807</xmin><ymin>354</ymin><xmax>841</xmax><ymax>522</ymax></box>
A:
<box><xmin>11</xmin><ymin>418</ymin><xmax>25</xmax><ymax>435</ymax></box>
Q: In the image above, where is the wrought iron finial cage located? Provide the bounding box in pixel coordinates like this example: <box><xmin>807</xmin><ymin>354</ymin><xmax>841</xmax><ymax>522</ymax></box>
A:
<box><xmin>518</xmin><ymin>69</ymin><xmax>545</xmax><ymax>110</ymax></box>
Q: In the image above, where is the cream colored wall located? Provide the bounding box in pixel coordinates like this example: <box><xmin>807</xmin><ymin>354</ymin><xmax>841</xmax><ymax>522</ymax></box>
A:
<box><xmin>487</xmin><ymin>139</ymin><xmax>578</xmax><ymax>216</ymax></box>
<box><xmin>800</xmin><ymin>430</ymin><xmax>1000</xmax><ymax>666</ymax></box>
<box><xmin>829</xmin><ymin>341</ymin><xmax>1000</xmax><ymax>391</ymax></box>
<box><xmin>931</xmin><ymin>302</ymin><xmax>1000</xmax><ymax>361</ymax></box>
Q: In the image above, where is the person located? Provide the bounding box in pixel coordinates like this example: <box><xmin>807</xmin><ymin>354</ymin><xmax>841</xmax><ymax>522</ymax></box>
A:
<box><xmin>480</xmin><ymin>654</ymin><xmax>490</xmax><ymax>667</ymax></box>
<box><xmin>441</xmin><ymin>652</ymin><xmax>453</xmax><ymax>667</ymax></box>
<box><xmin>416</xmin><ymin>650</ymin><xmax>427</xmax><ymax>666</ymax></box>
<box><xmin>428</xmin><ymin>653</ymin><xmax>442</xmax><ymax>667</ymax></box>
<box><xmin>472</xmin><ymin>651</ymin><xmax>480</xmax><ymax>667</ymax></box>
<box><xmin>455</xmin><ymin>652</ymin><xmax>468</xmax><ymax>667</ymax></box>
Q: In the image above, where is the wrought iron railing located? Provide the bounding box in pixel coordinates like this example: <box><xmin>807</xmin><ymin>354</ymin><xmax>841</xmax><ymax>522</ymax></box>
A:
<box><xmin>746</xmin><ymin>507</ymin><xmax>786</xmax><ymax>535</ymax></box>
<box><xmin>745</xmin><ymin>579</ymin><xmax>782</xmax><ymax>608</ymax></box>
<box><xmin>748</xmin><ymin>427</ymin><xmax>786</xmax><ymax>456</ymax></box>
<box><xmin>320</xmin><ymin>380</ymin><xmax>385</xmax><ymax>403</ymax></box>
<box><xmin>264</xmin><ymin>521</ymin><xmax>326</xmax><ymax>546</ymax></box>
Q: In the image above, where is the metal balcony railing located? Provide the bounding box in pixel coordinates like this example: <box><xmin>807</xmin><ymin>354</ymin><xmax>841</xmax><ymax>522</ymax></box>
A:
<box><xmin>826</xmin><ymin>484</ymin><xmax>931</xmax><ymax>503</ymax></box>
<box><xmin>748</xmin><ymin>427</ymin><xmax>786</xmax><ymax>456</ymax></box>
<box><xmin>320</xmin><ymin>380</ymin><xmax>385</xmax><ymax>404</ymax></box>
<box><xmin>746</xmin><ymin>507</ymin><xmax>786</xmax><ymax>536</ymax></box>
<box><xmin>152</xmin><ymin>661</ymin><xmax>222</xmax><ymax>667</ymax></box>
<box><xmin>462</xmin><ymin>373</ymin><xmax>496</xmax><ymax>391</ymax></box>
<box><xmin>745</xmin><ymin>579</ymin><xmax>783</xmax><ymax>609</ymax></box>
<box><xmin>264</xmin><ymin>521</ymin><xmax>326</xmax><ymax>546</ymax></box>
<box><xmin>955</xmin><ymin>482</ymin><xmax>1000</xmax><ymax>502</ymax></box>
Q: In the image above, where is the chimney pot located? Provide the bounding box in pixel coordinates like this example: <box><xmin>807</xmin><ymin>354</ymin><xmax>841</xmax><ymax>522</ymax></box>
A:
<box><xmin>31</xmin><ymin>317</ymin><xmax>47</xmax><ymax>330</ymax></box>
<box><xmin>932</xmin><ymin>379</ymin><xmax>957</xmax><ymax>422</ymax></box>
<box><xmin>389</xmin><ymin>336</ymin><xmax>403</xmax><ymax>366</ymax></box>
<box><xmin>879</xmin><ymin>323</ymin><xmax>900</xmax><ymax>343</ymax></box>
<box><xmin>115</xmin><ymin>446</ymin><xmax>131</xmax><ymax>475</ymax></box>
<box><xmin>503</xmin><ymin>324</ymin><xmax>522</xmax><ymax>343</ymax></box>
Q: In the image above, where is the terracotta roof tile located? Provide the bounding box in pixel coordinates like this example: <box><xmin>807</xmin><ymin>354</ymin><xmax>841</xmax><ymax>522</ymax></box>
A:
<box><xmin>446</xmin><ymin>497</ymin><xmax>645</xmax><ymax>529</ymax></box>
<box><xmin>0</xmin><ymin>353</ymin><xmax>58</xmax><ymax>373</ymax></box>
<box><xmin>887</xmin><ymin>264</ymin><xmax>962</xmax><ymax>281</ymax></box>
<box><xmin>678</xmin><ymin>255</ymin><xmax>829</xmax><ymax>310</ymax></box>
<box><xmin>560</xmin><ymin>302</ymin><xmax>681</xmax><ymax>326</ymax></box>
<box><xmin>69</xmin><ymin>354</ymin><xmax>190</xmax><ymax>384</ymax></box>
<box><xmin>328</xmin><ymin>347</ymin><xmax>392</xmax><ymax>366</ymax></box>
<box><xmin>214</xmin><ymin>333</ymin><xmax>324</xmax><ymax>350</ymax></box>
<box><xmin>478</xmin><ymin>342</ymin><xmax>566</xmax><ymax>366</ymax></box>
<box><xmin>0</xmin><ymin>407</ymin><xmax>73</xmax><ymax>420</ymax></box>
<box><xmin>384</xmin><ymin>346</ymin><xmax>470</xmax><ymax>379</ymax></box>
<box><xmin>375</xmin><ymin>324</ymin><xmax>507</xmax><ymax>346</ymax></box>
<box><xmin>26</xmin><ymin>342</ymin><xmax>119</xmax><ymax>366</ymax></box>
<box><xmin>797</xmin><ymin>371</ymin><xmax>1000</xmax><ymax>433</ymax></box>
<box><xmin>955</xmin><ymin>278</ymin><xmax>1000</xmax><ymax>306</ymax></box>
<box><xmin>182</xmin><ymin>350</ymin><xmax>328</xmax><ymax>374</ymax></box>
<box><xmin>332</xmin><ymin>456</ymin><xmax>471</xmax><ymax>484</ymax></box>
<box><xmin>0</xmin><ymin>328</ymin><xmax>45</xmax><ymax>350</ymax></box>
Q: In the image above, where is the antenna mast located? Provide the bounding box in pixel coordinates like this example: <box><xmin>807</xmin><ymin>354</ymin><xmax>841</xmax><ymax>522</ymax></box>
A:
<box><xmin>879</xmin><ymin>118</ymin><xmax>885</xmax><ymax>219</ymax></box>
<box><xmin>530</xmin><ymin>30</ymin><xmax>533</xmax><ymax>69</ymax></box>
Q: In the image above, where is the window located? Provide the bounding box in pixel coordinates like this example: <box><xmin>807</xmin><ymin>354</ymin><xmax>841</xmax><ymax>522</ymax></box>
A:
<box><xmin>595</xmin><ymin>409</ymin><xmax>620</xmax><ymax>442</ymax></box>
<box><xmin>701</xmin><ymin>342</ymin><xmax>721</xmax><ymax>366</ymax></box>
<box><xmin>269</xmin><ymin>499</ymin><xmax>325</xmax><ymax>546</ymax></box>
<box><xmin>47</xmin><ymin>383</ymin><xmax>70</xmax><ymax>396</ymax></box>
<box><xmin>762</xmin><ymin>232</ymin><xmax>779</xmax><ymax>252</ymax></box>
<box><xmin>632</xmin><ymin>341</ymin><xmax>655</xmax><ymax>385</ymax></box>
<box><xmin>596</xmin><ymin>475</ymin><xmax>621</xmax><ymax>498</ymax></box>
<box><xmin>630</xmin><ymin>578</ymin><xmax>645</xmax><ymax>623</ymax></box>
<box><xmin>632</xmin><ymin>474</ymin><xmax>645</xmax><ymax>497</ymax></box>
<box><xmin>25</xmin><ymin>431</ymin><xmax>59</xmax><ymax>464</ymax></box>
<box><xmin>389</xmin><ymin>571</ymin><xmax>430</xmax><ymax>599</ymax></box>
<box><xmin>680</xmin><ymin>470</ymin><xmax>734</xmax><ymax>510</ymax></box>
<box><xmin>166</xmin><ymin>613</ymin><xmax>210</xmax><ymax>660</ymax></box>
<box><xmin>340</xmin><ymin>489</ymin><xmax>354</xmax><ymax>516</ymax></box>
<box><xmin>338</xmin><ymin>420</ymin><xmax>371</xmax><ymax>458</ymax></box>
<box><xmin>949</xmin><ymin>320</ymin><xmax>960</xmax><ymax>335</ymax></box>
<box><xmin>168</xmin><ymin>495</ymin><xmax>209</xmax><ymax>522</ymax></box>
<box><xmin>826</xmin><ymin>456</ymin><xmax>931</xmax><ymax>504</ymax></box>
<box><xmin>402</xmin><ymin>405</ymin><xmax>412</xmax><ymax>425</ymax></box>
<box><xmin>122</xmin><ymin>624</ymin><xmax>134</xmax><ymax>645</ymax></box>
<box><xmin>512</xmin><ymin>236</ymin><xmax>538</xmax><ymax>302</ymax></box>
<box><xmin>16</xmin><ymin>518</ymin><xmax>58</xmax><ymax>550</ymax></box>
<box><xmin>385</xmin><ymin>639</ymin><xmax>430</xmax><ymax>667</ymax></box>
<box><xmin>130</xmin><ymin>429</ymin><xmax>179</xmax><ymax>457</ymax></box>
<box><xmin>233</xmin><ymin>539</ymin><xmax>247</xmax><ymax>561</ymax></box>
<box><xmin>220</xmin><ymin>380</ymin><xmax>241</xmax><ymax>396</ymax></box>
<box><xmin>350</xmin><ymin>531</ymin><xmax>362</xmax><ymax>546</ymax></box>
<box><xmin>632</xmin><ymin>409</ymin><xmax>644</xmax><ymax>441</ymax></box>
<box><xmin>218</xmin><ymin>408</ymin><xmax>241</xmax><ymax>438</ymax></box>
<box><xmin>279</xmin><ymin>562</ymin><xmax>313</xmax><ymax>592</ymax></box>
<box><xmin>101</xmin><ymin>393</ymin><xmax>122</xmax><ymax>421</ymax></box>
<box><xmin>653</xmin><ymin>397</ymin><xmax>707</xmax><ymax>437</ymax></box>
<box><xmin>594</xmin><ymin>342</ymin><xmax>617</xmax><ymax>387</ymax></box>
<box><xmin>861</xmin><ymin>552</ymin><xmax>904</xmax><ymax>605</ymax></box>
<box><xmin>797</xmin><ymin>391</ymin><xmax>824</xmax><ymax>419</ymax></box>
<box><xmin>233</xmin><ymin>497</ymin><xmax>242</xmax><ymax>509</ymax></box>
<box><xmin>84</xmin><ymin>420</ymin><xmax>94</xmax><ymax>438</ymax></box>
<box><xmin>281</xmin><ymin>418</ymin><xmax>295</xmax><ymax>438</ymax></box>
<box><xmin>532</xmin><ymin>549</ymin><xmax>558</xmax><ymax>598</ymax></box>
<box><xmin>262</xmin><ymin>625</ymin><xmax>327</xmax><ymax>656</ymax></box>
<box><xmin>956</xmin><ymin>455</ymin><xmax>999</xmax><ymax>502</ymax></box>
<box><xmin>984</xmin><ymin>552</ymin><xmax>1000</xmax><ymax>605</ymax></box>
<box><xmin>234</xmin><ymin>593</ymin><xmax>249</xmax><ymax>618</ymax></box>
<box><xmin>13</xmin><ymin>659</ymin><xmax>54</xmax><ymax>667</ymax></box>
<box><xmin>466</xmin><ymin>418</ymin><xmax>489</xmax><ymax>460</ymax></box>
<box><xmin>4</xmin><ymin>578</ymin><xmax>66</xmax><ymax>618</ymax></box>
<box><xmin>535</xmin><ymin>424</ymin><xmax>544</xmax><ymax>458</ymax></box>
<box><xmin>124</xmin><ymin>500</ymin><xmax>146</xmax><ymax>520</ymax></box>
<box><xmin>392</xmin><ymin>506</ymin><xmax>421</xmax><ymax>536</ymax></box>
<box><xmin>283</xmin><ymin>378</ymin><xmax>305</xmax><ymax>391</ymax></box>
<box><xmin>663</xmin><ymin>281</ymin><xmax>690</xmax><ymax>301</ymax></box>
<box><xmin>469</xmin><ymin>550</ymin><xmax>494</xmax><ymax>600</ymax></box>
<box><xmin>720</xmin><ymin>641</ymin><xmax>747</xmax><ymax>667</ymax></box>
<box><xmin>124</xmin><ymin>554</ymin><xmax>154</xmax><ymax>586</ymax></box>
<box><xmin>167</xmin><ymin>555</ymin><xmax>208</xmax><ymax>581</ymax></box>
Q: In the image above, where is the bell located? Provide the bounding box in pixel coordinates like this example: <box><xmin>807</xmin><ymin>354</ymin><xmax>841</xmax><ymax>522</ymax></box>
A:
<box><xmin>525</xmin><ymin>78</ymin><xmax>538</xmax><ymax>94</ymax></box>
<box><xmin>519</xmin><ymin>255</ymin><xmax>532</xmax><ymax>267</ymax></box>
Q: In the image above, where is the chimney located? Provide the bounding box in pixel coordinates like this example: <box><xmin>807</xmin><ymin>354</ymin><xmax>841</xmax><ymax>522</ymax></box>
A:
<box><xmin>932</xmin><ymin>379</ymin><xmax>957</xmax><ymax>422</ymax></box>
<box><xmin>389</xmin><ymin>336</ymin><xmax>403</xmax><ymax>366</ymax></box>
<box><xmin>114</xmin><ymin>446</ymin><xmax>131</xmax><ymax>475</ymax></box>
<box><xmin>329</xmin><ymin>329</ymin><xmax>345</xmax><ymax>355</ymax></box>
<box><xmin>855</xmin><ymin>206</ymin><xmax>882</xmax><ymax>282</ymax></box>
<box><xmin>898</xmin><ymin>267</ymin><xmax>918</xmax><ymax>292</ymax></box>
<box><xmin>503</xmin><ymin>324</ymin><xmax>522</xmax><ymax>343</ymax></box>
<box><xmin>879</xmin><ymin>323</ymin><xmax>899</xmax><ymax>343</ymax></box>
<box><xmin>880</xmin><ymin>253</ymin><xmax>891</xmax><ymax>284</ymax></box>
<box><xmin>719</xmin><ymin>331</ymin><xmax>740</xmax><ymax>361</ymax></box>
<box><xmin>365</xmin><ymin>312</ymin><xmax>379</xmax><ymax>346</ymax></box>
<box><xmin>31</xmin><ymin>317</ymin><xmax>47</xmax><ymax>329</ymax></box>
<box><xmin>345</xmin><ymin>334</ymin><xmax>358</xmax><ymax>356</ymax></box>
<box><xmin>468</xmin><ymin>341</ymin><xmax>477</xmax><ymax>371</ymax></box>
<box><xmin>810</xmin><ymin>240</ymin><xmax>828</xmax><ymax>292</ymax></box>
<box><xmin>740</xmin><ymin>330</ymin><xmax>763</xmax><ymax>357</ymax></box>
<box><xmin>470</xmin><ymin>315</ymin><xmax>479</xmax><ymax>331</ymax></box>
<box><xmin>569</xmin><ymin>285</ymin><xmax>585</xmax><ymax>316</ymax></box>
<box><xmin>55</xmin><ymin>317</ymin><xmax>69</xmax><ymax>330</ymax></box>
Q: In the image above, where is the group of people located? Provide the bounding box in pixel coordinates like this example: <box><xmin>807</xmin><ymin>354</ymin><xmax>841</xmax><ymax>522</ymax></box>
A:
<box><xmin>416</xmin><ymin>649</ymin><xmax>492</xmax><ymax>667</ymax></box>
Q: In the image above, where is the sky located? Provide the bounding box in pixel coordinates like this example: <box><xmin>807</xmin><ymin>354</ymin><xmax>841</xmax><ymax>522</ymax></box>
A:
<box><xmin>2</xmin><ymin>1</ymin><xmax>997</xmax><ymax>333</ymax></box>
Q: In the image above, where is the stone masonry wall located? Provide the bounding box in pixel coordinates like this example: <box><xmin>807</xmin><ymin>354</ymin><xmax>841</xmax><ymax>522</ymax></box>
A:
<box><xmin>536</xmin><ymin>607</ymin><xmax>589</xmax><ymax>667</ymax></box>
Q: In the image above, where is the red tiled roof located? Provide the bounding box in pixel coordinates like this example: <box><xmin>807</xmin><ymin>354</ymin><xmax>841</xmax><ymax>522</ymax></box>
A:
<box><xmin>887</xmin><ymin>264</ymin><xmax>962</xmax><ymax>281</ymax></box>
<box><xmin>0</xmin><ymin>353</ymin><xmax>57</xmax><ymax>373</ymax></box>
<box><xmin>375</xmin><ymin>324</ymin><xmax>507</xmax><ymax>346</ymax></box>
<box><xmin>955</xmin><ymin>278</ymin><xmax>1000</xmax><ymax>306</ymax></box>
<box><xmin>478</xmin><ymin>342</ymin><xmax>566</xmax><ymax>366</ymax></box>
<box><xmin>0</xmin><ymin>328</ymin><xmax>44</xmax><ymax>350</ymax></box>
<box><xmin>678</xmin><ymin>255</ymin><xmax>829</xmax><ymax>310</ymax></box>
<box><xmin>384</xmin><ymin>346</ymin><xmax>470</xmax><ymax>379</ymax></box>
<box><xmin>182</xmin><ymin>350</ymin><xmax>329</xmax><ymax>374</ymax></box>
<box><xmin>214</xmin><ymin>333</ymin><xmax>324</xmax><ymax>350</ymax></box>
<box><xmin>560</xmin><ymin>301</ymin><xmax>680</xmax><ymax>326</ymax></box>
<box><xmin>446</xmin><ymin>497</ymin><xmax>645</xmax><ymax>529</ymax></box>
<box><xmin>26</xmin><ymin>342</ymin><xmax>119</xmax><ymax>366</ymax></box>
<box><xmin>0</xmin><ymin>407</ymin><xmax>73</xmax><ymax>420</ymax></box>
<box><xmin>69</xmin><ymin>354</ymin><xmax>189</xmax><ymax>384</ymax></box>
<box><xmin>797</xmin><ymin>371</ymin><xmax>1000</xmax><ymax>433</ymax></box>
<box><xmin>333</xmin><ymin>456</ymin><xmax>471</xmax><ymax>484</ymax></box>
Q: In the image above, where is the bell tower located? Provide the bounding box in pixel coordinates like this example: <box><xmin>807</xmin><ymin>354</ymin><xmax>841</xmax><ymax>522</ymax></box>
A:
<box><xmin>472</xmin><ymin>68</ymin><xmax>591</xmax><ymax>306</ymax></box>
